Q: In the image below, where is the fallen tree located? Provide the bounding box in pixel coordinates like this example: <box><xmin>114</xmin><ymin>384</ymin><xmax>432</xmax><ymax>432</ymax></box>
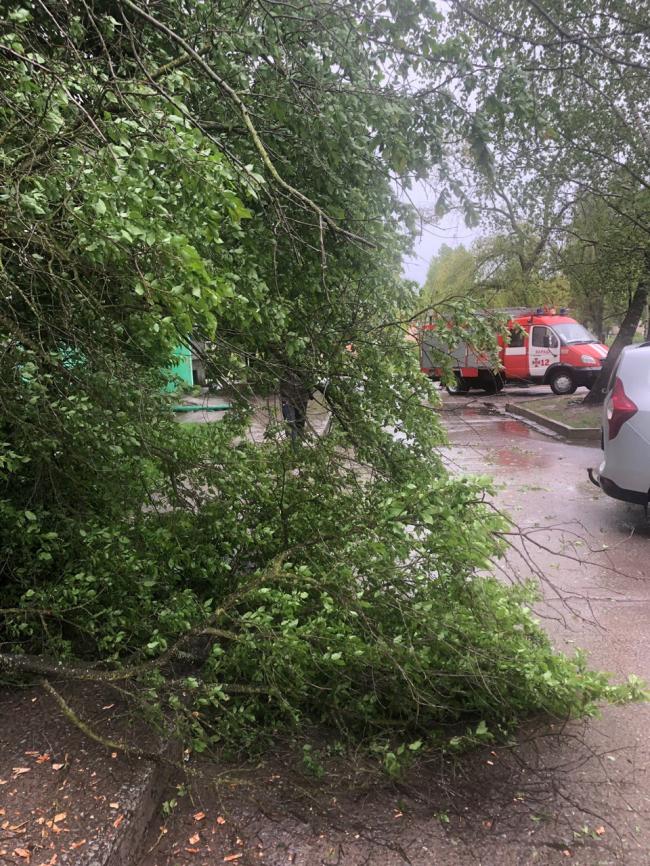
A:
<box><xmin>0</xmin><ymin>0</ymin><xmax>642</xmax><ymax>760</ymax></box>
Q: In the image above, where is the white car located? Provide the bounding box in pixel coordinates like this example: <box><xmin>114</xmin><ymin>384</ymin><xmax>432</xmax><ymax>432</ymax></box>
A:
<box><xmin>590</xmin><ymin>344</ymin><xmax>650</xmax><ymax>507</ymax></box>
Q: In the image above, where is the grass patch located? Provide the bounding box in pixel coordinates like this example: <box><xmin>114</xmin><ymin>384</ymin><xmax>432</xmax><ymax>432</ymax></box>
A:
<box><xmin>521</xmin><ymin>395</ymin><xmax>602</xmax><ymax>429</ymax></box>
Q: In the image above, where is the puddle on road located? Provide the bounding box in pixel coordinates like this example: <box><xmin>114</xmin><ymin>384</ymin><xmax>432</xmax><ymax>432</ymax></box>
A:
<box><xmin>493</xmin><ymin>418</ymin><xmax>532</xmax><ymax>438</ymax></box>
<box><xmin>455</xmin><ymin>405</ymin><xmax>535</xmax><ymax>439</ymax></box>
<box><xmin>488</xmin><ymin>445</ymin><xmax>555</xmax><ymax>469</ymax></box>
<box><xmin>445</xmin><ymin>402</ymin><xmax>569</xmax><ymax>472</ymax></box>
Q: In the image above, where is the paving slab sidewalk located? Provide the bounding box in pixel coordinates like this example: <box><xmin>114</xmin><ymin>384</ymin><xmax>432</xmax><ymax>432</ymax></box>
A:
<box><xmin>0</xmin><ymin>683</ymin><xmax>169</xmax><ymax>866</ymax></box>
<box><xmin>138</xmin><ymin>718</ymin><xmax>646</xmax><ymax>866</ymax></box>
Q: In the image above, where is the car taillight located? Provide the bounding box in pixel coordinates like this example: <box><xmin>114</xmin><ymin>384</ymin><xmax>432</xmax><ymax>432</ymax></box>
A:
<box><xmin>607</xmin><ymin>377</ymin><xmax>638</xmax><ymax>439</ymax></box>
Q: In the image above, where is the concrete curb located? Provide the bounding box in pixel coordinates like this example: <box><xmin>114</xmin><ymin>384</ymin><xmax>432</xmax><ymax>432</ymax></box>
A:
<box><xmin>0</xmin><ymin>683</ymin><xmax>176</xmax><ymax>866</ymax></box>
<box><xmin>60</xmin><ymin>757</ymin><xmax>170</xmax><ymax>866</ymax></box>
<box><xmin>102</xmin><ymin>757</ymin><xmax>173</xmax><ymax>866</ymax></box>
<box><xmin>506</xmin><ymin>402</ymin><xmax>601</xmax><ymax>441</ymax></box>
<box><xmin>65</xmin><ymin>735</ymin><xmax>179</xmax><ymax>866</ymax></box>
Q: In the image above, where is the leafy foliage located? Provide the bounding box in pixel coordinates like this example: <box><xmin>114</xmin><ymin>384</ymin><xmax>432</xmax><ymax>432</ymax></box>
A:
<box><xmin>0</xmin><ymin>0</ymin><xmax>642</xmax><ymax>758</ymax></box>
<box><xmin>420</xmin><ymin>235</ymin><xmax>570</xmax><ymax>315</ymax></box>
<box><xmin>421</xmin><ymin>244</ymin><xmax>476</xmax><ymax>306</ymax></box>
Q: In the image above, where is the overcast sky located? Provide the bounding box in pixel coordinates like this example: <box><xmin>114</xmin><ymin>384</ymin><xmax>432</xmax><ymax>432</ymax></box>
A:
<box><xmin>402</xmin><ymin>214</ymin><xmax>481</xmax><ymax>285</ymax></box>
<box><xmin>401</xmin><ymin>186</ymin><xmax>484</xmax><ymax>288</ymax></box>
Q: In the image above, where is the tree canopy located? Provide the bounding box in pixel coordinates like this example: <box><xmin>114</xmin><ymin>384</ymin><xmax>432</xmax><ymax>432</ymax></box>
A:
<box><xmin>421</xmin><ymin>244</ymin><xmax>476</xmax><ymax>306</ymax></box>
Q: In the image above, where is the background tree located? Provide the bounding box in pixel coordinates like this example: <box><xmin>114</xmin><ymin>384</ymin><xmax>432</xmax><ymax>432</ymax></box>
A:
<box><xmin>560</xmin><ymin>197</ymin><xmax>646</xmax><ymax>342</ymax></box>
<box><xmin>420</xmin><ymin>234</ymin><xmax>570</xmax><ymax>312</ymax></box>
<box><xmin>443</xmin><ymin>0</ymin><xmax>650</xmax><ymax>402</ymax></box>
<box><xmin>420</xmin><ymin>244</ymin><xmax>476</xmax><ymax>306</ymax></box>
<box><xmin>472</xmin><ymin>233</ymin><xmax>570</xmax><ymax>309</ymax></box>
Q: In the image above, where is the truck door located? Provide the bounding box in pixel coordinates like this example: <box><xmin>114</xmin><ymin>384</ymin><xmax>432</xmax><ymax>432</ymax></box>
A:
<box><xmin>529</xmin><ymin>326</ymin><xmax>560</xmax><ymax>377</ymax></box>
<box><xmin>503</xmin><ymin>326</ymin><xmax>529</xmax><ymax>381</ymax></box>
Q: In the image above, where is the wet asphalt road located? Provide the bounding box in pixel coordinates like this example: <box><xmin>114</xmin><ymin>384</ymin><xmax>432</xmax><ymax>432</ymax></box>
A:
<box><xmin>439</xmin><ymin>385</ymin><xmax>650</xmax><ymax>862</ymax></box>
<box><xmin>440</xmin><ymin>385</ymin><xmax>650</xmax><ymax>675</ymax></box>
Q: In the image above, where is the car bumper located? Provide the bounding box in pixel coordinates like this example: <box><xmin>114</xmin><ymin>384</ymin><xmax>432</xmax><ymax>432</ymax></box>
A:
<box><xmin>588</xmin><ymin>467</ymin><xmax>648</xmax><ymax>505</ymax></box>
<box><xmin>573</xmin><ymin>367</ymin><xmax>602</xmax><ymax>387</ymax></box>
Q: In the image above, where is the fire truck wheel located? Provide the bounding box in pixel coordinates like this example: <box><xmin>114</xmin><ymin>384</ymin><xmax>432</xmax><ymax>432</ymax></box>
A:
<box><xmin>483</xmin><ymin>373</ymin><xmax>505</xmax><ymax>394</ymax></box>
<box><xmin>446</xmin><ymin>374</ymin><xmax>470</xmax><ymax>395</ymax></box>
<box><xmin>549</xmin><ymin>369</ymin><xmax>577</xmax><ymax>395</ymax></box>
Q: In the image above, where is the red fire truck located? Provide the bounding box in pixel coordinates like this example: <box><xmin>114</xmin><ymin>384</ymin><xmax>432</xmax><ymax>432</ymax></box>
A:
<box><xmin>420</xmin><ymin>307</ymin><xmax>608</xmax><ymax>395</ymax></box>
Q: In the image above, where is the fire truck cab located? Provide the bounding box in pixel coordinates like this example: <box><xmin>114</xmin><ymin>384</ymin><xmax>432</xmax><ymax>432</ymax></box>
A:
<box><xmin>420</xmin><ymin>307</ymin><xmax>608</xmax><ymax>395</ymax></box>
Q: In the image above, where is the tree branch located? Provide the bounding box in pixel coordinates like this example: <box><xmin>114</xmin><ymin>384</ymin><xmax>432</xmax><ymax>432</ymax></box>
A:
<box><xmin>117</xmin><ymin>0</ymin><xmax>375</xmax><ymax>250</ymax></box>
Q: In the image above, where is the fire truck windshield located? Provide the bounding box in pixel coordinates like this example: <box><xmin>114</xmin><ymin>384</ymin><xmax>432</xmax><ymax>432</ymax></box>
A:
<box><xmin>553</xmin><ymin>323</ymin><xmax>597</xmax><ymax>345</ymax></box>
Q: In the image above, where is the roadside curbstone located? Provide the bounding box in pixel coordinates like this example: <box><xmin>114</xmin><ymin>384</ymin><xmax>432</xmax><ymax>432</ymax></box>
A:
<box><xmin>506</xmin><ymin>402</ymin><xmax>601</xmax><ymax>441</ymax></box>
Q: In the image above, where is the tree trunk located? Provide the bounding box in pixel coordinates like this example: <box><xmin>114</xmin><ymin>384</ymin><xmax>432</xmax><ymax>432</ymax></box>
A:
<box><xmin>593</xmin><ymin>298</ymin><xmax>605</xmax><ymax>343</ymax></box>
<box><xmin>583</xmin><ymin>274</ymin><xmax>649</xmax><ymax>406</ymax></box>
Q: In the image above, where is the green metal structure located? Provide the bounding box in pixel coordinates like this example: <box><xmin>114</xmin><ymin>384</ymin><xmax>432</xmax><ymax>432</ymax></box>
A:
<box><xmin>164</xmin><ymin>344</ymin><xmax>194</xmax><ymax>392</ymax></box>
